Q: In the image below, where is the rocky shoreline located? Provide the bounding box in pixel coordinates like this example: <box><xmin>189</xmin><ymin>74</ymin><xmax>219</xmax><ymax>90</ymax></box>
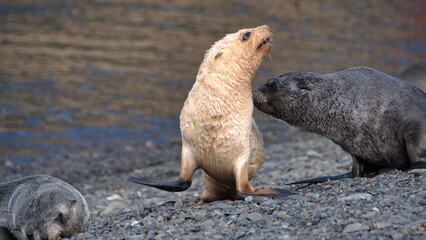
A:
<box><xmin>1</xmin><ymin>125</ymin><xmax>425</xmax><ymax>240</ymax></box>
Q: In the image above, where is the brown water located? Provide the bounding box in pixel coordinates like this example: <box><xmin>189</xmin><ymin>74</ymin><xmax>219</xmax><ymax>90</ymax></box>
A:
<box><xmin>1</xmin><ymin>0</ymin><xmax>425</xmax><ymax>163</ymax></box>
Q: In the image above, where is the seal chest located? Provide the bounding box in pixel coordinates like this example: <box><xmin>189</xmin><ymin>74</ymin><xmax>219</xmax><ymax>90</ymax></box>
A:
<box><xmin>129</xmin><ymin>25</ymin><xmax>294</xmax><ymax>202</ymax></box>
<box><xmin>253</xmin><ymin>67</ymin><xmax>426</xmax><ymax>184</ymax></box>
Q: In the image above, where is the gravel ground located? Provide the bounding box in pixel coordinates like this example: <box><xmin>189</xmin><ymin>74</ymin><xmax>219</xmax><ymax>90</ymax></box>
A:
<box><xmin>1</xmin><ymin>123</ymin><xmax>425</xmax><ymax>240</ymax></box>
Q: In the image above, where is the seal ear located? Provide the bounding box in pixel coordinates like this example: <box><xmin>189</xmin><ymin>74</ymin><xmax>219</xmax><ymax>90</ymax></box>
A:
<box><xmin>297</xmin><ymin>82</ymin><xmax>312</xmax><ymax>91</ymax></box>
<box><xmin>214</xmin><ymin>52</ymin><xmax>223</xmax><ymax>59</ymax></box>
<box><xmin>294</xmin><ymin>77</ymin><xmax>313</xmax><ymax>91</ymax></box>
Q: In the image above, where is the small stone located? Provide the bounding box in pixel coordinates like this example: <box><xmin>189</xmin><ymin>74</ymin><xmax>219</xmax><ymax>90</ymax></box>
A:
<box><xmin>260</xmin><ymin>199</ymin><xmax>280</xmax><ymax>206</ymax></box>
<box><xmin>215</xmin><ymin>202</ymin><xmax>236</xmax><ymax>209</ymax></box>
<box><xmin>391</xmin><ymin>232</ymin><xmax>404</xmax><ymax>240</ymax></box>
<box><xmin>190</xmin><ymin>226</ymin><xmax>201</xmax><ymax>232</ymax></box>
<box><xmin>244</xmin><ymin>196</ymin><xmax>253</xmax><ymax>202</ymax></box>
<box><xmin>237</xmin><ymin>213</ymin><xmax>247</xmax><ymax>222</ymax></box>
<box><xmin>372</xmin><ymin>207</ymin><xmax>379</xmax><ymax>212</ymax></box>
<box><xmin>363</xmin><ymin>211</ymin><xmax>377</xmax><ymax>219</ymax></box>
<box><xmin>174</xmin><ymin>199</ymin><xmax>183</xmax><ymax>207</ymax></box>
<box><xmin>194</xmin><ymin>211</ymin><xmax>207</xmax><ymax>220</ymax></box>
<box><xmin>342</xmin><ymin>223</ymin><xmax>370</xmax><ymax>233</ymax></box>
<box><xmin>337</xmin><ymin>193</ymin><xmax>372</xmax><ymax>201</ymax></box>
<box><xmin>247</xmin><ymin>212</ymin><xmax>262</xmax><ymax>222</ymax></box>
<box><xmin>307</xmin><ymin>150</ymin><xmax>323</xmax><ymax>158</ymax></box>
<box><xmin>281</xmin><ymin>223</ymin><xmax>290</xmax><ymax>229</ymax></box>
<box><xmin>419</xmin><ymin>191</ymin><xmax>426</xmax><ymax>199</ymax></box>
<box><xmin>373</xmin><ymin>222</ymin><xmax>392</xmax><ymax>229</ymax></box>
<box><xmin>125</xmin><ymin>234</ymin><xmax>145</xmax><ymax>240</ymax></box>
<box><xmin>276</xmin><ymin>211</ymin><xmax>287</xmax><ymax>218</ymax></box>
<box><xmin>405</xmin><ymin>220</ymin><xmax>426</xmax><ymax>233</ymax></box>
<box><xmin>143</xmin><ymin>197</ymin><xmax>162</xmax><ymax>205</ymax></box>
<box><xmin>234</xmin><ymin>232</ymin><xmax>245</xmax><ymax>239</ymax></box>
<box><xmin>201</xmin><ymin>220</ymin><xmax>215</xmax><ymax>228</ymax></box>
<box><xmin>407</xmin><ymin>169</ymin><xmax>426</xmax><ymax>177</ymax></box>
<box><xmin>106</xmin><ymin>193</ymin><xmax>122</xmax><ymax>201</ymax></box>
<box><xmin>101</xmin><ymin>202</ymin><xmax>125</xmax><ymax>215</ymax></box>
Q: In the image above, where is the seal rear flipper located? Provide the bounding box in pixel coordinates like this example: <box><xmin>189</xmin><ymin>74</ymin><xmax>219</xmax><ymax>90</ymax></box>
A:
<box><xmin>237</xmin><ymin>188</ymin><xmax>296</xmax><ymax>199</ymax></box>
<box><xmin>286</xmin><ymin>171</ymin><xmax>353</xmax><ymax>185</ymax></box>
<box><xmin>128</xmin><ymin>176</ymin><xmax>191</xmax><ymax>192</ymax></box>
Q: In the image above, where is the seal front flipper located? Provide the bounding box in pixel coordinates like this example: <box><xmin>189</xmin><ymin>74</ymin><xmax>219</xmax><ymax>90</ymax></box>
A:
<box><xmin>237</xmin><ymin>188</ymin><xmax>296</xmax><ymax>199</ymax></box>
<box><xmin>286</xmin><ymin>171</ymin><xmax>353</xmax><ymax>185</ymax></box>
<box><xmin>128</xmin><ymin>176</ymin><xmax>191</xmax><ymax>192</ymax></box>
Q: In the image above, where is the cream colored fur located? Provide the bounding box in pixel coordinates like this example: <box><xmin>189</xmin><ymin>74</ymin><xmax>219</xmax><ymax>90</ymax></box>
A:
<box><xmin>179</xmin><ymin>25</ymin><xmax>272</xmax><ymax>202</ymax></box>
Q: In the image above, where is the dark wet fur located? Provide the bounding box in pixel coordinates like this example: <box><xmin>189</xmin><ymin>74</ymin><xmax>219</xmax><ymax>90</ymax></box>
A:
<box><xmin>253</xmin><ymin>67</ymin><xmax>426</xmax><ymax>184</ymax></box>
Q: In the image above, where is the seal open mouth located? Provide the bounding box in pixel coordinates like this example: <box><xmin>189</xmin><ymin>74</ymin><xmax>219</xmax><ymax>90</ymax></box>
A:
<box><xmin>257</xmin><ymin>37</ymin><xmax>271</xmax><ymax>49</ymax></box>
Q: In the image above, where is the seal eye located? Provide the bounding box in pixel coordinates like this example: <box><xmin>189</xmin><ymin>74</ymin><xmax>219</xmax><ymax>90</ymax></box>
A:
<box><xmin>242</xmin><ymin>32</ymin><xmax>251</xmax><ymax>41</ymax></box>
<box><xmin>55</xmin><ymin>212</ymin><xmax>65</xmax><ymax>225</ymax></box>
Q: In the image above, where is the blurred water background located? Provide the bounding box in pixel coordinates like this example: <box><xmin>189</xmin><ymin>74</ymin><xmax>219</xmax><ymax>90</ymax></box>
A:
<box><xmin>0</xmin><ymin>0</ymin><xmax>425</xmax><ymax>164</ymax></box>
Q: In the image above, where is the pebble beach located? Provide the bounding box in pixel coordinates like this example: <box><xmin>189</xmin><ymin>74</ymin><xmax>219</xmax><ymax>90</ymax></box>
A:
<box><xmin>2</xmin><ymin>122</ymin><xmax>425</xmax><ymax>240</ymax></box>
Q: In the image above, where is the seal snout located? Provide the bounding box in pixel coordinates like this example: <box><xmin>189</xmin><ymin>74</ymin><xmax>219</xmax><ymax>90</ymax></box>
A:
<box><xmin>252</xmin><ymin>87</ymin><xmax>268</xmax><ymax>103</ymax></box>
<box><xmin>257</xmin><ymin>37</ymin><xmax>271</xmax><ymax>49</ymax></box>
<box><xmin>253</xmin><ymin>25</ymin><xmax>272</xmax><ymax>51</ymax></box>
<box><xmin>252</xmin><ymin>90</ymin><xmax>269</xmax><ymax>112</ymax></box>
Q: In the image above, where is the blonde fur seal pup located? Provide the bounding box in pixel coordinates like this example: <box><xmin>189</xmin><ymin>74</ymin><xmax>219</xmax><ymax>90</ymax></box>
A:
<box><xmin>129</xmin><ymin>25</ymin><xmax>292</xmax><ymax>202</ymax></box>
<box><xmin>0</xmin><ymin>175</ymin><xmax>90</xmax><ymax>240</ymax></box>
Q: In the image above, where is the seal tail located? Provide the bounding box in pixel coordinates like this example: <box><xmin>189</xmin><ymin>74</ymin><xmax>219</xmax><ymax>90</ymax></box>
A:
<box><xmin>285</xmin><ymin>171</ymin><xmax>353</xmax><ymax>185</ymax></box>
<box><xmin>128</xmin><ymin>176</ymin><xmax>191</xmax><ymax>192</ymax></box>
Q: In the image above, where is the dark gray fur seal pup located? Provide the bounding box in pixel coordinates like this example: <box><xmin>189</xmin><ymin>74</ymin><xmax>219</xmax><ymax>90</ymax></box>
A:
<box><xmin>0</xmin><ymin>175</ymin><xmax>90</xmax><ymax>240</ymax></box>
<box><xmin>253</xmin><ymin>67</ymin><xmax>426</xmax><ymax>184</ymax></box>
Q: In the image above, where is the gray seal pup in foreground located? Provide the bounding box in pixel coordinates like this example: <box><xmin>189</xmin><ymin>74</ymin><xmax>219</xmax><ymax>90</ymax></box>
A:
<box><xmin>253</xmin><ymin>67</ymin><xmax>426</xmax><ymax>184</ymax></box>
<box><xmin>0</xmin><ymin>175</ymin><xmax>90</xmax><ymax>240</ymax></box>
<box><xmin>129</xmin><ymin>25</ymin><xmax>293</xmax><ymax>202</ymax></box>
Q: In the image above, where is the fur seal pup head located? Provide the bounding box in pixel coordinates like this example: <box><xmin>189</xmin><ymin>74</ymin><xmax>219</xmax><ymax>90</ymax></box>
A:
<box><xmin>0</xmin><ymin>175</ymin><xmax>90</xmax><ymax>240</ymax></box>
<box><xmin>253</xmin><ymin>67</ymin><xmax>426</xmax><ymax>184</ymax></box>
<box><xmin>129</xmin><ymin>25</ymin><xmax>294</xmax><ymax>202</ymax></box>
<box><xmin>199</xmin><ymin>25</ymin><xmax>272</xmax><ymax>77</ymax></box>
